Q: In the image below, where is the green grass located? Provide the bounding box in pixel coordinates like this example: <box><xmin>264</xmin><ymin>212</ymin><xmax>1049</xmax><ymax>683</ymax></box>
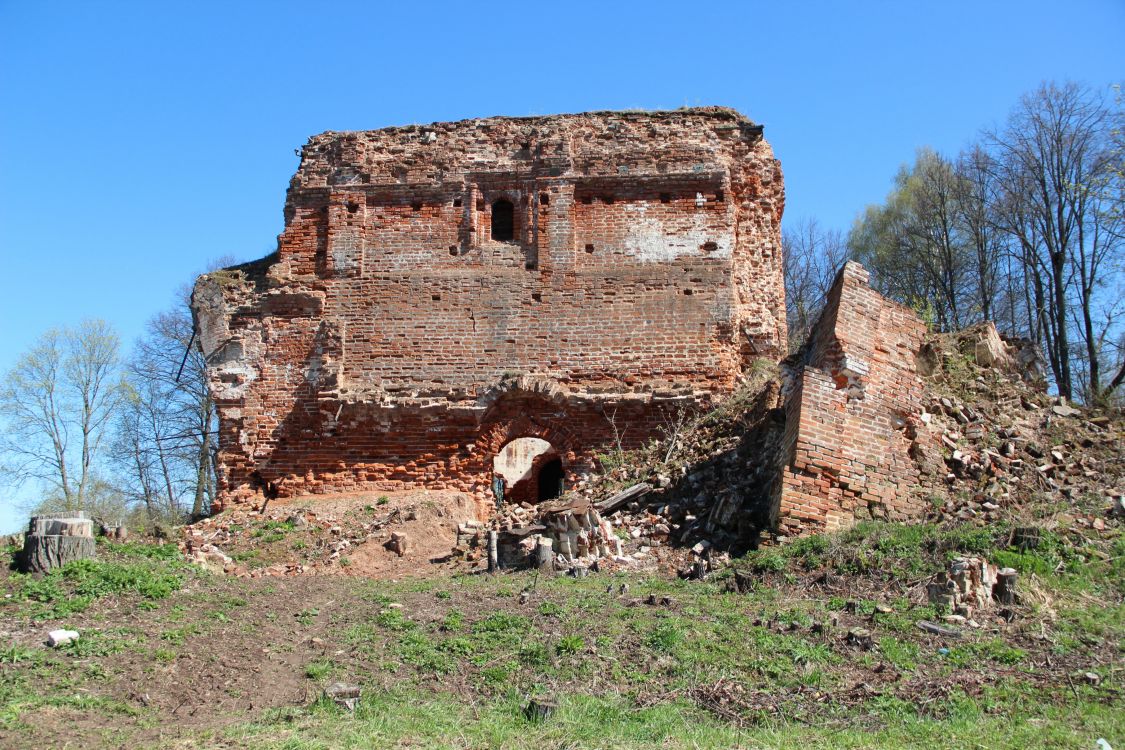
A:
<box><xmin>5</xmin><ymin>554</ymin><xmax>186</xmax><ymax>620</ymax></box>
<box><xmin>0</xmin><ymin>524</ymin><xmax>1120</xmax><ymax>748</ymax></box>
<box><xmin>213</xmin><ymin>679</ymin><xmax>1121</xmax><ymax>750</ymax></box>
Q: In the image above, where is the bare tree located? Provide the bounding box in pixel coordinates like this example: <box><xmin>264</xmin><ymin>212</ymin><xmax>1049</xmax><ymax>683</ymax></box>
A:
<box><xmin>988</xmin><ymin>81</ymin><xmax>1118</xmax><ymax>399</ymax></box>
<box><xmin>955</xmin><ymin>145</ymin><xmax>1004</xmax><ymax>324</ymax></box>
<box><xmin>782</xmin><ymin>217</ymin><xmax>848</xmax><ymax>349</ymax></box>
<box><xmin>112</xmin><ymin>306</ymin><xmax>218</xmax><ymax>521</ymax></box>
<box><xmin>0</xmin><ymin>320</ymin><xmax>123</xmax><ymax>510</ymax></box>
<box><xmin>111</xmin><ymin>264</ymin><xmax>231</xmax><ymax>521</ymax></box>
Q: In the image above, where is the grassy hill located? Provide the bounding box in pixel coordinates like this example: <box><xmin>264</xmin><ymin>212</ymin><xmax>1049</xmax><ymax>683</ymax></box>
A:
<box><xmin>1</xmin><ymin>335</ymin><xmax>1121</xmax><ymax>749</ymax></box>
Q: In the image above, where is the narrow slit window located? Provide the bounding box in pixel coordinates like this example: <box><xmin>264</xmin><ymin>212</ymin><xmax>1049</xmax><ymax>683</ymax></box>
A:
<box><xmin>491</xmin><ymin>198</ymin><xmax>514</xmax><ymax>241</ymax></box>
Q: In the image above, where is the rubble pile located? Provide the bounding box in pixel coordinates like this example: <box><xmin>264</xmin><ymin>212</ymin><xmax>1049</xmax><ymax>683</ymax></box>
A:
<box><xmin>181</xmin><ymin>502</ymin><xmax>420</xmax><ymax>578</ymax></box>
<box><xmin>925</xmin><ymin>556</ymin><xmax>1018</xmax><ymax>627</ymax></box>
<box><xmin>451</xmin><ymin>374</ymin><xmax>783</xmax><ymax>574</ymax></box>
<box><xmin>918</xmin><ymin>327</ymin><xmax>1123</xmax><ymax>528</ymax></box>
<box><xmin>175</xmin><ymin>323</ymin><xmax>1121</xmax><ymax>581</ymax></box>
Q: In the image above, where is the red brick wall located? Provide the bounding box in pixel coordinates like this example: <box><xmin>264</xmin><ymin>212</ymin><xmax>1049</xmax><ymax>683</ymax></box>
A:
<box><xmin>775</xmin><ymin>262</ymin><xmax>929</xmax><ymax>535</ymax></box>
<box><xmin>193</xmin><ymin>109</ymin><xmax>787</xmax><ymax>513</ymax></box>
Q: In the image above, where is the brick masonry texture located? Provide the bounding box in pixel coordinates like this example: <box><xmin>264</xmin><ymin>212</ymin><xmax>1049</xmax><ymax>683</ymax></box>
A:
<box><xmin>774</xmin><ymin>262</ymin><xmax>930</xmax><ymax>536</ymax></box>
<box><xmin>192</xmin><ymin>108</ymin><xmax>788</xmax><ymax>514</ymax></box>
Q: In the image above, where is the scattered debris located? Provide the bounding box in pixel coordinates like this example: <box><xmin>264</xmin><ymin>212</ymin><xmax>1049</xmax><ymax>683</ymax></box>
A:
<box><xmin>916</xmin><ymin>621</ymin><xmax>962</xmax><ymax>639</ymax></box>
<box><xmin>324</xmin><ymin>682</ymin><xmax>361</xmax><ymax>711</ymax></box>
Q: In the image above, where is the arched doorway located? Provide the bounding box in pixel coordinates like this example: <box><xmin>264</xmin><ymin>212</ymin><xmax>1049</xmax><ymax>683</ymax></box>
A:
<box><xmin>536</xmin><ymin>456</ymin><xmax>564</xmax><ymax>501</ymax></box>
<box><xmin>492</xmin><ymin>437</ymin><xmax>564</xmax><ymax>504</ymax></box>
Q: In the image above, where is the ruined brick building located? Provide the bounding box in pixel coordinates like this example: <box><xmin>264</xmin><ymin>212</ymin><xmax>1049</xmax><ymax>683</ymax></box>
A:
<box><xmin>193</xmin><ymin>107</ymin><xmax>929</xmax><ymax>537</ymax></box>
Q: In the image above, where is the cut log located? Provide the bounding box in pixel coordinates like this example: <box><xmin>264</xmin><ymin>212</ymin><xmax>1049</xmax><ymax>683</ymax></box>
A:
<box><xmin>915</xmin><ymin>620</ymin><xmax>962</xmax><ymax>638</ymax></box>
<box><xmin>594</xmin><ymin>483</ymin><xmax>651</xmax><ymax>514</ymax></box>
<box><xmin>22</xmin><ymin>513</ymin><xmax>96</xmax><ymax>573</ymax></box>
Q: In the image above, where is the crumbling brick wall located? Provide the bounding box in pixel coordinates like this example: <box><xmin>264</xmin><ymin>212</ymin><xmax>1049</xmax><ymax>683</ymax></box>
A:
<box><xmin>775</xmin><ymin>262</ymin><xmax>930</xmax><ymax>535</ymax></box>
<box><xmin>192</xmin><ymin>108</ymin><xmax>787</xmax><ymax>513</ymax></box>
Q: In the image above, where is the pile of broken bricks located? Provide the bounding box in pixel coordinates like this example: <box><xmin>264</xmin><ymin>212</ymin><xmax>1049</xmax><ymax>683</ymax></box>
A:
<box><xmin>455</xmin><ymin>483</ymin><xmax>729</xmax><ymax>576</ymax></box>
<box><xmin>180</xmin><ymin>503</ymin><xmax>417</xmax><ymax>577</ymax></box>
<box><xmin>922</xmin><ymin>384</ymin><xmax>1123</xmax><ymax>529</ymax></box>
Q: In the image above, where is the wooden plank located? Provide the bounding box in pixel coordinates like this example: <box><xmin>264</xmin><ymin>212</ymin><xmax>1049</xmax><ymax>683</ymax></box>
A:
<box><xmin>501</xmin><ymin>524</ymin><xmax>547</xmax><ymax>540</ymax></box>
<box><xmin>594</xmin><ymin>483</ymin><xmax>652</xmax><ymax>514</ymax></box>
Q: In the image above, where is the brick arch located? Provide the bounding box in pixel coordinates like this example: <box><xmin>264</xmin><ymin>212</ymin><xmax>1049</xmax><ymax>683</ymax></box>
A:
<box><xmin>476</xmin><ymin>408</ymin><xmax>579</xmax><ymax>460</ymax></box>
<box><xmin>492</xmin><ymin>436</ymin><xmax>564</xmax><ymax>504</ymax></box>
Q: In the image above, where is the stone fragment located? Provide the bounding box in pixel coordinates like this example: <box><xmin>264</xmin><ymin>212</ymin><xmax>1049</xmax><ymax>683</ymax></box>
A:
<box><xmin>386</xmin><ymin>532</ymin><xmax>410</xmax><ymax>557</ymax></box>
<box><xmin>47</xmin><ymin>629</ymin><xmax>79</xmax><ymax>648</ymax></box>
<box><xmin>324</xmin><ymin>682</ymin><xmax>361</xmax><ymax>711</ymax></box>
<box><xmin>1052</xmin><ymin>401</ymin><xmax>1080</xmax><ymax>418</ymax></box>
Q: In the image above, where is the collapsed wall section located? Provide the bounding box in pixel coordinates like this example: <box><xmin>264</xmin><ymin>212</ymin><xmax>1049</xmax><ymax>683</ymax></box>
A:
<box><xmin>192</xmin><ymin>108</ymin><xmax>788</xmax><ymax>512</ymax></box>
<box><xmin>776</xmin><ymin>262</ymin><xmax>930</xmax><ymax>535</ymax></box>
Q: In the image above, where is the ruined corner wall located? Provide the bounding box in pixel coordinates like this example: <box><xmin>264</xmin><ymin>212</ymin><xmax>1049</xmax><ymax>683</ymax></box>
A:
<box><xmin>192</xmin><ymin>108</ymin><xmax>787</xmax><ymax>513</ymax></box>
<box><xmin>775</xmin><ymin>262</ymin><xmax>930</xmax><ymax>536</ymax></box>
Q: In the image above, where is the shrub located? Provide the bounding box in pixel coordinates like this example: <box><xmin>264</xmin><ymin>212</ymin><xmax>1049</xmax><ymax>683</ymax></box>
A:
<box><xmin>555</xmin><ymin>635</ymin><xmax>584</xmax><ymax>656</ymax></box>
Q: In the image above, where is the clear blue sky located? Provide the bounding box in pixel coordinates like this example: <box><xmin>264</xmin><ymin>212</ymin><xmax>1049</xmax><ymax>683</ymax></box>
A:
<box><xmin>0</xmin><ymin>0</ymin><xmax>1121</xmax><ymax>532</ymax></box>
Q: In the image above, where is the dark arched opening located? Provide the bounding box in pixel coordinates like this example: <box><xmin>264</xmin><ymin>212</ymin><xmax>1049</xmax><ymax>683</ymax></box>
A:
<box><xmin>536</xmin><ymin>456</ymin><xmax>564</xmax><ymax>501</ymax></box>
<box><xmin>491</xmin><ymin>198</ymin><xmax>514</xmax><ymax>242</ymax></box>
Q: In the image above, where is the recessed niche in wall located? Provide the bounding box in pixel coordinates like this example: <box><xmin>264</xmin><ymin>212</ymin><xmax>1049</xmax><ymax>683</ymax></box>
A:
<box><xmin>585</xmin><ymin>244</ymin><xmax>595</xmax><ymax>253</ymax></box>
<box><xmin>491</xmin><ymin>198</ymin><xmax>514</xmax><ymax>241</ymax></box>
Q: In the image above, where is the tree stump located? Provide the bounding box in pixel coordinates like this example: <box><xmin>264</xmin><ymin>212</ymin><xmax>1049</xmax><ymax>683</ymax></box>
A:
<box><xmin>523</xmin><ymin>696</ymin><xmax>557</xmax><ymax>722</ymax></box>
<box><xmin>22</xmin><ymin>513</ymin><xmax>96</xmax><ymax>573</ymax></box>
<box><xmin>536</xmin><ymin>537</ymin><xmax>553</xmax><ymax>572</ymax></box>
<box><xmin>846</xmin><ymin>627</ymin><xmax>874</xmax><ymax>650</ymax></box>
<box><xmin>993</xmin><ymin>568</ymin><xmax>1018</xmax><ymax>605</ymax></box>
